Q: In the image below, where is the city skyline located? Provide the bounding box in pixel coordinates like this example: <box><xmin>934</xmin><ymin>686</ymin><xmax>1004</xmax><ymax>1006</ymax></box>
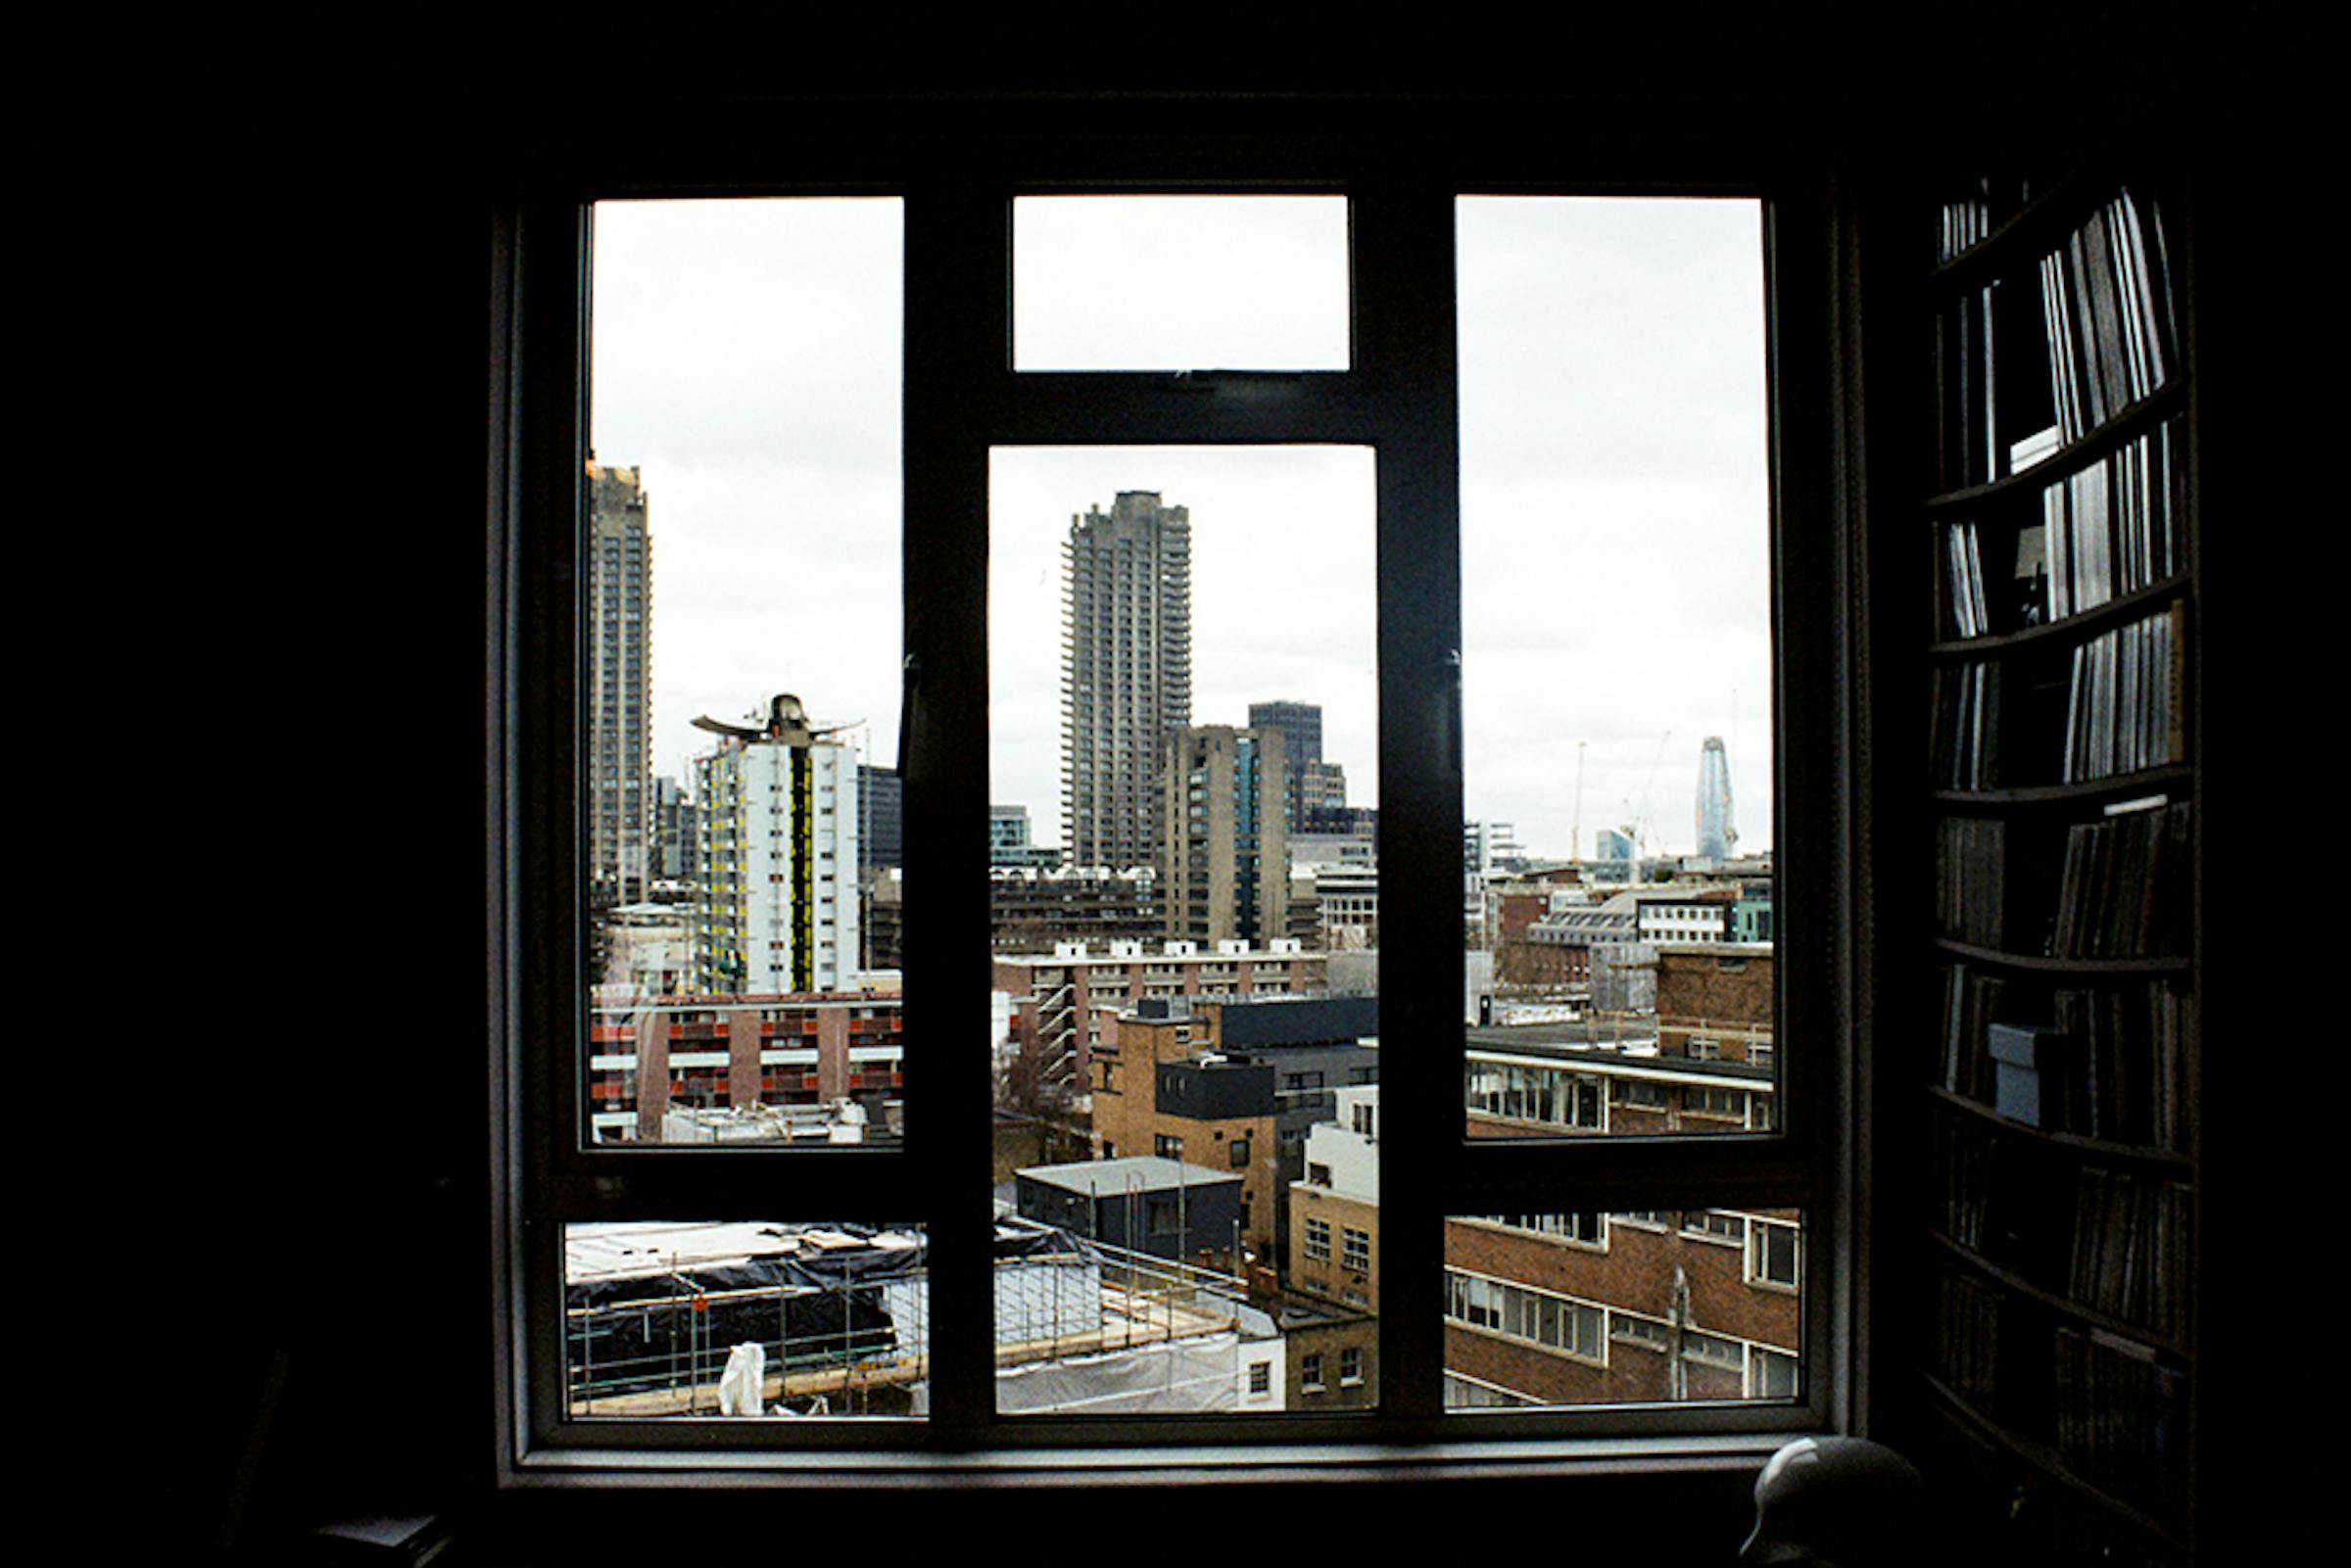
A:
<box><xmin>590</xmin><ymin>196</ymin><xmax>1774</xmax><ymax>861</ymax></box>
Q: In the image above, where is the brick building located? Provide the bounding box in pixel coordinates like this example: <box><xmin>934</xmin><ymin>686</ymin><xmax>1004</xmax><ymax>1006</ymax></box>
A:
<box><xmin>1290</xmin><ymin>1084</ymin><xmax>1382</xmax><ymax>1315</ymax></box>
<box><xmin>1445</xmin><ymin>938</ymin><xmax>1794</xmax><ymax>1406</ymax></box>
<box><xmin>1443</xmin><ymin>1208</ymin><xmax>1800</xmax><ymax>1407</ymax></box>
<box><xmin>587</xmin><ymin>989</ymin><xmax>903</xmax><ymax>1144</ymax></box>
<box><xmin>1654</xmin><ymin>943</ymin><xmax>1774</xmax><ymax>1065</ymax></box>
<box><xmin>993</xmin><ymin>938</ymin><xmax>1322</xmax><ymax>1109</ymax></box>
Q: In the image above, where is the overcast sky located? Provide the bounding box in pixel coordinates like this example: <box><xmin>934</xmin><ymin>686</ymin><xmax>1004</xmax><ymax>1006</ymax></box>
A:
<box><xmin>590</xmin><ymin>195</ymin><xmax>1772</xmax><ymax>861</ymax></box>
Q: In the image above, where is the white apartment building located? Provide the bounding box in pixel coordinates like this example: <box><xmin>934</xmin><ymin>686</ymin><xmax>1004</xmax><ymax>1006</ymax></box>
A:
<box><xmin>694</xmin><ymin>711</ymin><xmax>860</xmax><ymax>994</ymax></box>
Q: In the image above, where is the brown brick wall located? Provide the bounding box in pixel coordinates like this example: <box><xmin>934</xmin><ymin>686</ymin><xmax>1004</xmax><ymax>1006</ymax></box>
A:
<box><xmin>1291</xmin><ymin>1186</ymin><xmax>1382</xmax><ymax>1312</ymax></box>
<box><xmin>1655</xmin><ymin>949</ymin><xmax>1774</xmax><ymax>1061</ymax></box>
<box><xmin>1442</xmin><ymin>1212</ymin><xmax>1798</xmax><ymax>1404</ymax></box>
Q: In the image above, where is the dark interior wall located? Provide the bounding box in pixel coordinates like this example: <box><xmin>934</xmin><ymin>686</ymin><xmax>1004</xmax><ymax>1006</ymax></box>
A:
<box><xmin>165</xmin><ymin>6</ymin><xmax>2296</xmax><ymax>1561</ymax></box>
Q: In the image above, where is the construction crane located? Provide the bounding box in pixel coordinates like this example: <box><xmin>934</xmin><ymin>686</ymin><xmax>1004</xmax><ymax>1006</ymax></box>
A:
<box><xmin>1570</xmin><ymin>739</ymin><xmax>1587</xmax><ymax>864</ymax></box>
<box><xmin>1622</xmin><ymin>730</ymin><xmax>1672</xmax><ymax>870</ymax></box>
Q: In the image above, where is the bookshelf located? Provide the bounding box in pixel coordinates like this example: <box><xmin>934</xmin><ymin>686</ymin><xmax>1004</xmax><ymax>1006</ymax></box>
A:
<box><xmin>1909</xmin><ymin>147</ymin><xmax>2198</xmax><ymax>1566</ymax></box>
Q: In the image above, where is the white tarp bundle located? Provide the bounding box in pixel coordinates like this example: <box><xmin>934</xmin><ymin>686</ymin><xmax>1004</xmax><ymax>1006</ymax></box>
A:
<box><xmin>718</xmin><ymin>1342</ymin><xmax>766</xmax><ymax>1415</ymax></box>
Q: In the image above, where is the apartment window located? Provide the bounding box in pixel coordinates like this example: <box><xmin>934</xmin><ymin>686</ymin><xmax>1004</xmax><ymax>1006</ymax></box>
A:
<box><xmin>1342</xmin><ymin>1226</ymin><xmax>1371</xmax><ymax>1273</ymax></box>
<box><xmin>503</xmin><ymin>128</ymin><xmax>1840</xmax><ymax>1469</ymax></box>
<box><xmin>1748</xmin><ymin>1217</ymin><xmax>1801</xmax><ymax>1290</ymax></box>
<box><xmin>1681</xmin><ymin>1210</ymin><xmax>1747</xmax><ymax>1246</ymax></box>
<box><xmin>1445</xmin><ymin>1270</ymin><xmax>1606</xmax><ymax>1363</ymax></box>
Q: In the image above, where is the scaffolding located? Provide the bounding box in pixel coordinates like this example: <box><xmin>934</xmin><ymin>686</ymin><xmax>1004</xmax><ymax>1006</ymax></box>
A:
<box><xmin>564</xmin><ymin>1221</ymin><xmax>1252</xmax><ymax>1418</ymax></box>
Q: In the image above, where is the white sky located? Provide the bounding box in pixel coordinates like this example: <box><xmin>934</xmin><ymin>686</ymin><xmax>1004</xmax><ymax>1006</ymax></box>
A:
<box><xmin>590</xmin><ymin>195</ymin><xmax>1772</xmax><ymax>862</ymax></box>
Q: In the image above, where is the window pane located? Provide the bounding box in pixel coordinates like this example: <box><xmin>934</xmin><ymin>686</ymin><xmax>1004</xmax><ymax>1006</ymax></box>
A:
<box><xmin>1457</xmin><ymin>197</ymin><xmax>1775</xmax><ymax>1140</ymax></box>
<box><xmin>585</xmin><ymin>199</ymin><xmax>904</xmax><ymax>1146</ymax></box>
<box><xmin>565</xmin><ymin>1221</ymin><xmax>926</xmax><ymax>1419</ymax></box>
<box><xmin>1014</xmin><ymin>197</ymin><xmax>1350</xmax><ymax>370</ymax></box>
<box><xmin>1444</xmin><ymin>1211</ymin><xmax>1804</xmax><ymax>1408</ymax></box>
<box><xmin>989</xmin><ymin>447</ymin><xmax>1377</xmax><ymax>1413</ymax></box>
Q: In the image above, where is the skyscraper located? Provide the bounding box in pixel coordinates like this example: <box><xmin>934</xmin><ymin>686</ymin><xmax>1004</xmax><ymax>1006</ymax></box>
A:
<box><xmin>1063</xmin><ymin>492</ymin><xmax>1191</xmax><ymax>871</ymax></box>
<box><xmin>1695</xmin><ymin>736</ymin><xmax>1736</xmax><ymax>861</ymax></box>
<box><xmin>587</xmin><ymin>459</ymin><xmax>651</xmax><ymax>904</ymax></box>
<box><xmin>1250</xmin><ymin>699</ymin><xmax>1327</xmax><ymax>833</ymax></box>
<box><xmin>693</xmin><ymin>696</ymin><xmax>861</xmax><ymax>995</ymax></box>
<box><xmin>1161</xmin><ymin>724</ymin><xmax>1288</xmax><ymax>945</ymax></box>
<box><xmin>858</xmin><ymin>764</ymin><xmax>903</xmax><ymax>872</ymax></box>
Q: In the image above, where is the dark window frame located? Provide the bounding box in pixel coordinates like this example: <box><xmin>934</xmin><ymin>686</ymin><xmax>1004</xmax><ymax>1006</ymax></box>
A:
<box><xmin>492</xmin><ymin>118</ymin><xmax>1857</xmax><ymax>1479</ymax></box>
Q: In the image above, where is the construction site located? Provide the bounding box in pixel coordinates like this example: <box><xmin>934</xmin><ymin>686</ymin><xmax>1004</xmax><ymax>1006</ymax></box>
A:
<box><xmin>564</xmin><ymin>1213</ymin><xmax>1291</xmax><ymax>1418</ymax></box>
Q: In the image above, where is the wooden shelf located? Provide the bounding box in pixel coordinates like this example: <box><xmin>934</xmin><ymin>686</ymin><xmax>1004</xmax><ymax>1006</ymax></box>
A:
<box><xmin>1931</xmin><ymin>761</ymin><xmax>2190</xmax><ymax>811</ymax></box>
<box><xmin>1927</xmin><ymin>1229</ymin><xmax>2189</xmax><ymax>1359</ymax></box>
<box><xmin>1931</xmin><ymin>938</ymin><xmax>2188</xmax><ymax>977</ymax></box>
<box><xmin>1927</xmin><ymin>580</ymin><xmax>2188</xmax><ymax>662</ymax></box>
<box><xmin>1927</xmin><ymin>1085</ymin><xmax>2191</xmax><ymax>1169</ymax></box>
<box><xmin>1924</xmin><ymin>382</ymin><xmax>2186</xmax><ymax>514</ymax></box>
<box><xmin>1921</xmin><ymin>1373</ymin><xmax>2191</xmax><ymax>1557</ymax></box>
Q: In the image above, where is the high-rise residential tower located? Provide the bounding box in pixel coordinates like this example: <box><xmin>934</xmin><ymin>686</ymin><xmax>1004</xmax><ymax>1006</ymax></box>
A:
<box><xmin>1696</xmin><ymin>735</ymin><xmax>1736</xmax><ymax>861</ymax></box>
<box><xmin>1063</xmin><ymin>492</ymin><xmax>1191</xmax><ymax>871</ymax></box>
<box><xmin>1161</xmin><ymin>724</ymin><xmax>1288</xmax><ymax>945</ymax></box>
<box><xmin>693</xmin><ymin>696</ymin><xmax>861</xmax><ymax>995</ymax></box>
<box><xmin>587</xmin><ymin>459</ymin><xmax>651</xmax><ymax>904</ymax></box>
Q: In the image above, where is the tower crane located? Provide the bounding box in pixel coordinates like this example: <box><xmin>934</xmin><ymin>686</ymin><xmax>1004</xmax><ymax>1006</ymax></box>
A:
<box><xmin>1622</xmin><ymin>729</ymin><xmax>1672</xmax><ymax>871</ymax></box>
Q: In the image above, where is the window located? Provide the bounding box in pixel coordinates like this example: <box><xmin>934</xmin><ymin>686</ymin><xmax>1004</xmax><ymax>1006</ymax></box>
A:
<box><xmin>1748</xmin><ymin>1217</ymin><xmax>1801</xmax><ymax>1290</ymax></box>
<box><xmin>1445</xmin><ymin>1270</ymin><xmax>1606</xmax><ymax>1363</ymax></box>
<box><xmin>500</xmin><ymin>125</ymin><xmax>1842</xmax><ymax>1471</ymax></box>
<box><xmin>1681</xmin><ymin>1210</ymin><xmax>1746</xmax><ymax>1246</ymax></box>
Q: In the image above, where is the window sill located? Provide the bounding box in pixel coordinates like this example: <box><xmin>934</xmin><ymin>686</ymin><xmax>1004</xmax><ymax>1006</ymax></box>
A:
<box><xmin>507</xmin><ymin>1429</ymin><xmax>1809</xmax><ymax>1488</ymax></box>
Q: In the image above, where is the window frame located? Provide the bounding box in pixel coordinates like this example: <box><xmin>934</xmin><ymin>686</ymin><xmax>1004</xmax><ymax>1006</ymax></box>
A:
<box><xmin>492</xmin><ymin>121</ymin><xmax>1856</xmax><ymax>1479</ymax></box>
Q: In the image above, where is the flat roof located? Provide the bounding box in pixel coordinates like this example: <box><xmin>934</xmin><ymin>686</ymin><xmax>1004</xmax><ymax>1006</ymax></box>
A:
<box><xmin>1018</xmin><ymin>1156</ymin><xmax>1243</xmax><ymax>1196</ymax></box>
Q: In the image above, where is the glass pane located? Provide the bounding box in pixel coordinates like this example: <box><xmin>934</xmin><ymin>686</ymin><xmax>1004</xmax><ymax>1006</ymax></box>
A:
<box><xmin>565</xmin><ymin>1221</ymin><xmax>926</xmax><ymax>1419</ymax></box>
<box><xmin>988</xmin><ymin>447</ymin><xmax>1377</xmax><ymax>1413</ymax></box>
<box><xmin>1457</xmin><ymin>197</ymin><xmax>1775</xmax><ymax>1140</ymax></box>
<box><xmin>584</xmin><ymin>198</ymin><xmax>904</xmax><ymax>1146</ymax></box>
<box><xmin>1444</xmin><ymin>1210</ymin><xmax>1803</xmax><ymax>1408</ymax></box>
<box><xmin>1014</xmin><ymin>197</ymin><xmax>1350</xmax><ymax>371</ymax></box>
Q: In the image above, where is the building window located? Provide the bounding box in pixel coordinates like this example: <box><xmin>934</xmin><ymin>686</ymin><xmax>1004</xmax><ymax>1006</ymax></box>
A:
<box><xmin>1445</xmin><ymin>1270</ymin><xmax>1606</xmax><ymax>1364</ymax></box>
<box><xmin>1681</xmin><ymin>1210</ymin><xmax>1746</xmax><ymax>1246</ymax></box>
<box><xmin>504</xmin><ymin>129</ymin><xmax>1835</xmax><ymax>1469</ymax></box>
<box><xmin>1749</xmin><ymin>1347</ymin><xmax>1800</xmax><ymax>1401</ymax></box>
<box><xmin>1302</xmin><ymin>1353</ymin><xmax>1325</xmax><ymax>1393</ymax></box>
<box><xmin>1340</xmin><ymin>1347</ymin><xmax>1365</xmax><ymax>1387</ymax></box>
<box><xmin>1342</xmin><ymin>1226</ymin><xmax>1371</xmax><ymax>1273</ymax></box>
<box><xmin>1748</xmin><ymin>1217</ymin><xmax>1800</xmax><ymax>1290</ymax></box>
<box><xmin>1249</xmin><ymin>1359</ymin><xmax>1271</xmax><ymax>1396</ymax></box>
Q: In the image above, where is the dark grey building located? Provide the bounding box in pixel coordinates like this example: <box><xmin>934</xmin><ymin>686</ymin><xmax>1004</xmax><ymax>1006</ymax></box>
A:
<box><xmin>1014</xmin><ymin>1156</ymin><xmax>1241</xmax><ymax>1263</ymax></box>
<box><xmin>859</xmin><ymin>764</ymin><xmax>903</xmax><ymax>871</ymax></box>
<box><xmin>649</xmin><ymin>775</ymin><xmax>697</xmax><ymax>886</ymax></box>
<box><xmin>1249</xmin><ymin>700</ymin><xmax>1332</xmax><ymax>834</ymax></box>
